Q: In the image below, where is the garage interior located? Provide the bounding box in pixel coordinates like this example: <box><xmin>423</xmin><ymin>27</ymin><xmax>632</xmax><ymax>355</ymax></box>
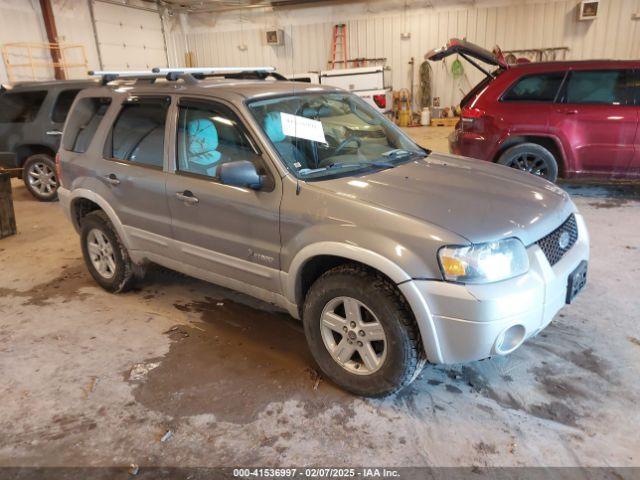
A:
<box><xmin>1</xmin><ymin>0</ymin><xmax>640</xmax><ymax>475</ymax></box>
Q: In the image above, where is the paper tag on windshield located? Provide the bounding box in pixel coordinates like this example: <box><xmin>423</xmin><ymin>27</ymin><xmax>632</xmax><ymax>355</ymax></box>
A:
<box><xmin>280</xmin><ymin>112</ymin><xmax>326</xmax><ymax>144</ymax></box>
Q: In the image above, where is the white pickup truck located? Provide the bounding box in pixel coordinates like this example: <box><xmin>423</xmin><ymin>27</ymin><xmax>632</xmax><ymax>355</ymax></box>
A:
<box><xmin>287</xmin><ymin>66</ymin><xmax>392</xmax><ymax>114</ymax></box>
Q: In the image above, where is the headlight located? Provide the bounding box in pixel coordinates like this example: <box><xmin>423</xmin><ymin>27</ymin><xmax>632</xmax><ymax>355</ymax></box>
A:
<box><xmin>438</xmin><ymin>238</ymin><xmax>529</xmax><ymax>284</ymax></box>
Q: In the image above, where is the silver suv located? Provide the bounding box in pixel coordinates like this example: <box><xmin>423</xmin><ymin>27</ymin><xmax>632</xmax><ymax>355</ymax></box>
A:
<box><xmin>58</xmin><ymin>68</ymin><xmax>589</xmax><ymax>397</ymax></box>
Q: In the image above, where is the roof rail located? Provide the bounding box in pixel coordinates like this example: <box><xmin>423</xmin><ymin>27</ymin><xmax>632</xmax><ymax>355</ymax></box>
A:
<box><xmin>151</xmin><ymin>66</ymin><xmax>275</xmax><ymax>75</ymax></box>
<box><xmin>152</xmin><ymin>66</ymin><xmax>284</xmax><ymax>81</ymax></box>
<box><xmin>88</xmin><ymin>70</ymin><xmax>162</xmax><ymax>85</ymax></box>
<box><xmin>88</xmin><ymin>66</ymin><xmax>283</xmax><ymax>85</ymax></box>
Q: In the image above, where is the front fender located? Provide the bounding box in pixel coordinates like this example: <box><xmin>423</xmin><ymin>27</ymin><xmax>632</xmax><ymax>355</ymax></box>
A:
<box><xmin>282</xmin><ymin>241</ymin><xmax>444</xmax><ymax>363</ymax></box>
<box><xmin>284</xmin><ymin>241</ymin><xmax>413</xmax><ymax>304</ymax></box>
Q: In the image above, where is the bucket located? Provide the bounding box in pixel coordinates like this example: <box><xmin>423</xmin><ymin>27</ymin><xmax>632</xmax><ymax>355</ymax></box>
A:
<box><xmin>420</xmin><ymin>108</ymin><xmax>431</xmax><ymax>126</ymax></box>
<box><xmin>398</xmin><ymin>110</ymin><xmax>410</xmax><ymax>127</ymax></box>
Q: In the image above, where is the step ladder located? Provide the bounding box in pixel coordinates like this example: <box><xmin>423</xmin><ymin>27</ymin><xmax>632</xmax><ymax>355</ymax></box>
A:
<box><xmin>329</xmin><ymin>24</ymin><xmax>348</xmax><ymax>69</ymax></box>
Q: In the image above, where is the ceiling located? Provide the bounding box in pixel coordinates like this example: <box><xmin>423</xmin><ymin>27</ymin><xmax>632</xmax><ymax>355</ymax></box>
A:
<box><xmin>157</xmin><ymin>0</ymin><xmax>346</xmax><ymax>14</ymax></box>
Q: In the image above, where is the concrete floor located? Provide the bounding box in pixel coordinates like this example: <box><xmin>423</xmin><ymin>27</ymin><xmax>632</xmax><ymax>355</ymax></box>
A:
<box><xmin>1</xmin><ymin>127</ymin><xmax>639</xmax><ymax>468</ymax></box>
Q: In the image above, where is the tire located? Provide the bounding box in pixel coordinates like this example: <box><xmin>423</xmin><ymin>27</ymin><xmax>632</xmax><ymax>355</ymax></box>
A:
<box><xmin>302</xmin><ymin>264</ymin><xmax>426</xmax><ymax>397</ymax></box>
<box><xmin>496</xmin><ymin>143</ymin><xmax>559</xmax><ymax>182</ymax></box>
<box><xmin>22</xmin><ymin>154</ymin><xmax>59</xmax><ymax>201</ymax></box>
<box><xmin>80</xmin><ymin>210</ymin><xmax>136</xmax><ymax>293</ymax></box>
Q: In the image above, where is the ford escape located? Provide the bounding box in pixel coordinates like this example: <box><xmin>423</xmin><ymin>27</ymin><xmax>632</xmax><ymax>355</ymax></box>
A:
<box><xmin>57</xmin><ymin>67</ymin><xmax>589</xmax><ymax>397</ymax></box>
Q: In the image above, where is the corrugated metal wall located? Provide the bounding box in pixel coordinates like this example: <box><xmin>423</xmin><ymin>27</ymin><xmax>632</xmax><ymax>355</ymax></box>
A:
<box><xmin>167</xmin><ymin>0</ymin><xmax>640</xmax><ymax>107</ymax></box>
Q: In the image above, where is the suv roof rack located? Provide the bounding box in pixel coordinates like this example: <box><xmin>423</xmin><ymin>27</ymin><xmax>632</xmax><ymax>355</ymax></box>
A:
<box><xmin>89</xmin><ymin>66</ymin><xmax>284</xmax><ymax>85</ymax></box>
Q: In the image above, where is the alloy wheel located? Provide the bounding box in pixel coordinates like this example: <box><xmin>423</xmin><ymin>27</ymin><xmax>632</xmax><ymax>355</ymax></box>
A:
<box><xmin>87</xmin><ymin>228</ymin><xmax>117</xmax><ymax>279</ymax></box>
<box><xmin>319</xmin><ymin>296</ymin><xmax>387</xmax><ymax>375</ymax></box>
<box><xmin>27</xmin><ymin>162</ymin><xmax>58</xmax><ymax>196</ymax></box>
<box><xmin>507</xmin><ymin>153</ymin><xmax>549</xmax><ymax>177</ymax></box>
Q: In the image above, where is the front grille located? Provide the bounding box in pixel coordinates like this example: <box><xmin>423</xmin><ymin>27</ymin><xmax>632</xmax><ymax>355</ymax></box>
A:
<box><xmin>535</xmin><ymin>214</ymin><xmax>578</xmax><ymax>266</ymax></box>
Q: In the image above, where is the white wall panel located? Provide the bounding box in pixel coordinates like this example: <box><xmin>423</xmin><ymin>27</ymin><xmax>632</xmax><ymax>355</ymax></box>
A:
<box><xmin>92</xmin><ymin>1</ymin><xmax>167</xmax><ymax>71</ymax></box>
<box><xmin>0</xmin><ymin>0</ymin><xmax>51</xmax><ymax>82</ymax></box>
<box><xmin>167</xmin><ymin>0</ymin><xmax>640</xmax><ymax>107</ymax></box>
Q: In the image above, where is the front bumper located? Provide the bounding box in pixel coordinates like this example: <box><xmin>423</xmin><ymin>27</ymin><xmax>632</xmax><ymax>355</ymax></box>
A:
<box><xmin>400</xmin><ymin>213</ymin><xmax>590</xmax><ymax>364</ymax></box>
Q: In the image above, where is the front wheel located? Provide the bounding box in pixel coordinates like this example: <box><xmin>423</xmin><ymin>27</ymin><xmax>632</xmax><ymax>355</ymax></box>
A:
<box><xmin>496</xmin><ymin>143</ymin><xmax>559</xmax><ymax>182</ymax></box>
<box><xmin>22</xmin><ymin>154</ymin><xmax>59</xmax><ymax>201</ymax></box>
<box><xmin>302</xmin><ymin>264</ymin><xmax>425</xmax><ymax>397</ymax></box>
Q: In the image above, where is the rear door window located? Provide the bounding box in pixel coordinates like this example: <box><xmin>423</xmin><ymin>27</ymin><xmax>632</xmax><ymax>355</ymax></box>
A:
<box><xmin>51</xmin><ymin>89</ymin><xmax>82</xmax><ymax>123</ymax></box>
<box><xmin>563</xmin><ymin>69</ymin><xmax>634</xmax><ymax>105</ymax></box>
<box><xmin>502</xmin><ymin>72</ymin><xmax>565</xmax><ymax>102</ymax></box>
<box><xmin>0</xmin><ymin>90</ymin><xmax>47</xmax><ymax>123</ymax></box>
<box><xmin>104</xmin><ymin>97</ymin><xmax>169</xmax><ymax>169</ymax></box>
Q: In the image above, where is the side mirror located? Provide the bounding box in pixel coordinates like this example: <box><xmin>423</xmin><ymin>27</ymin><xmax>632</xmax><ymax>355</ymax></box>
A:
<box><xmin>219</xmin><ymin>160</ymin><xmax>263</xmax><ymax>190</ymax></box>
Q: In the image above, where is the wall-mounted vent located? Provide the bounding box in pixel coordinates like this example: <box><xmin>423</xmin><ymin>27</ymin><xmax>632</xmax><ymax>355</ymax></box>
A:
<box><xmin>578</xmin><ymin>0</ymin><xmax>599</xmax><ymax>20</ymax></box>
<box><xmin>265</xmin><ymin>29</ymin><xmax>284</xmax><ymax>46</ymax></box>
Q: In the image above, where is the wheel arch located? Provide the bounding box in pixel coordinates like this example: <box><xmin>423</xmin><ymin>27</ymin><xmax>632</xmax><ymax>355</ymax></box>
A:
<box><xmin>286</xmin><ymin>242</ymin><xmax>411</xmax><ymax>307</ymax></box>
<box><xmin>285</xmin><ymin>242</ymin><xmax>443</xmax><ymax>363</ymax></box>
<box><xmin>67</xmin><ymin>189</ymin><xmax>132</xmax><ymax>252</ymax></box>
<box><xmin>493</xmin><ymin>134</ymin><xmax>567</xmax><ymax>177</ymax></box>
<box><xmin>16</xmin><ymin>144</ymin><xmax>56</xmax><ymax>167</ymax></box>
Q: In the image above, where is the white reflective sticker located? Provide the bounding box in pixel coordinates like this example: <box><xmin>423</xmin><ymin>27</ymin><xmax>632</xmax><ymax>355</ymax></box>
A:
<box><xmin>280</xmin><ymin>112</ymin><xmax>326</xmax><ymax>143</ymax></box>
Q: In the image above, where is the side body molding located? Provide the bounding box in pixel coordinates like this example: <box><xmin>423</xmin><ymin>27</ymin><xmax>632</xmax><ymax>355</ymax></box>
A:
<box><xmin>283</xmin><ymin>241</ymin><xmax>443</xmax><ymax>363</ymax></box>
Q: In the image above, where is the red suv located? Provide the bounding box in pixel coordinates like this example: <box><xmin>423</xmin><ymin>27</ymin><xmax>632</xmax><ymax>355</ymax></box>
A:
<box><xmin>427</xmin><ymin>39</ymin><xmax>639</xmax><ymax>182</ymax></box>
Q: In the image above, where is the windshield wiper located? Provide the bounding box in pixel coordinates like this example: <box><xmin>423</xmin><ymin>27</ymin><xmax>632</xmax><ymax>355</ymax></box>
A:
<box><xmin>382</xmin><ymin>149</ymin><xmax>429</xmax><ymax>160</ymax></box>
<box><xmin>326</xmin><ymin>160</ymin><xmax>396</xmax><ymax>170</ymax></box>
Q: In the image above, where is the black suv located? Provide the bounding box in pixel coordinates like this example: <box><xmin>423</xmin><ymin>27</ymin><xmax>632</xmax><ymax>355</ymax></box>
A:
<box><xmin>0</xmin><ymin>80</ymin><xmax>95</xmax><ymax>201</ymax></box>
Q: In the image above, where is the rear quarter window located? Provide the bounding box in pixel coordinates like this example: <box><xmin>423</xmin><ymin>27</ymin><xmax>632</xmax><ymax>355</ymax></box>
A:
<box><xmin>501</xmin><ymin>72</ymin><xmax>566</xmax><ymax>102</ymax></box>
<box><xmin>0</xmin><ymin>90</ymin><xmax>47</xmax><ymax>123</ymax></box>
<box><xmin>62</xmin><ymin>97</ymin><xmax>112</xmax><ymax>153</ymax></box>
<box><xmin>51</xmin><ymin>89</ymin><xmax>82</xmax><ymax>123</ymax></box>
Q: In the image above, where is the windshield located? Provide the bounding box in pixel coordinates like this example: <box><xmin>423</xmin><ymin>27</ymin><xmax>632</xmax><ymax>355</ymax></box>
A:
<box><xmin>247</xmin><ymin>92</ymin><xmax>428</xmax><ymax>180</ymax></box>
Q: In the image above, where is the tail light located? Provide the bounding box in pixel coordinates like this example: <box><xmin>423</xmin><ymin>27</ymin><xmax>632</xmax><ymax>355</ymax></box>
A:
<box><xmin>373</xmin><ymin>94</ymin><xmax>387</xmax><ymax>109</ymax></box>
<box><xmin>460</xmin><ymin>106</ymin><xmax>485</xmax><ymax>131</ymax></box>
<box><xmin>55</xmin><ymin>151</ymin><xmax>62</xmax><ymax>186</ymax></box>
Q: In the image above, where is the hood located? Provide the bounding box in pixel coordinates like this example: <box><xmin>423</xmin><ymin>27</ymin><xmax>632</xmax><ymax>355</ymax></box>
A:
<box><xmin>313</xmin><ymin>153</ymin><xmax>575</xmax><ymax>246</ymax></box>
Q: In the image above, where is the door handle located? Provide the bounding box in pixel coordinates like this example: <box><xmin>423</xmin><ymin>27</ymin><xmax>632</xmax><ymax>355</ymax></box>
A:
<box><xmin>176</xmin><ymin>190</ymin><xmax>199</xmax><ymax>205</ymax></box>
<box><xmin>46</xmin><ymin>130</ymin><xmax>63</xmax><ymax>136</ymax></box>
<box><xmin>105</xmin><ymin>174</ymin><xmax>120</xmax><ymax>186</ymax></box>
<box><xmin>563</xmin><ymin>109</ymin><xmax>579</xmax><ymax>115</ymax></box>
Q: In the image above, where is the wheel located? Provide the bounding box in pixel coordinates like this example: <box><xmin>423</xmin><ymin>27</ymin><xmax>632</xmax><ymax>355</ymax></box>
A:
<box><xmin>22</xmin><ymin>154</ymin><xmax>59</xmax><ymax>201</ymax></box>
<box><xmin>302</xmin><ymin>264</ymin><xmax>426</xmax><ymax>397</ymax></box>
<box><xmin>496</xmin><ymin>143</ymin><xmax>559</xmax><ymax>182</ymax></box>
<box><xmin>80</xmin><ymin>210</ymin><xmax>136</xmax><ymax>293</ymax></box>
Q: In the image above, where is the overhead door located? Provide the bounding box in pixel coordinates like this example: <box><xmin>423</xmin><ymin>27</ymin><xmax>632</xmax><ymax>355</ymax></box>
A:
<box><xmin>91</xmin><ymin>0</ymin><xmax>167</xmax><ymax>71</ymax></box>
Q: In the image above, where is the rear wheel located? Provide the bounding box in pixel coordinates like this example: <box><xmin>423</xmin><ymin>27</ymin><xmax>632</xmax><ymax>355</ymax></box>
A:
<box><xmin>80</xmin><ymin>210</ymin><xmax>136</xmax><ymax>293</ymax></box>
<box><xmin>302</xmin><ymin>264</ymin><xmax>426</xmax><ymax>397</ymax></box>
<box><xmin>496</xmin><ymin>143</ymin><xmax>559</xmax><ymax>182</ymax></box>
<box><xmin>22</xmin><ymin>154</ymin><xmax>58</xmax><ymax>201</ymax></box>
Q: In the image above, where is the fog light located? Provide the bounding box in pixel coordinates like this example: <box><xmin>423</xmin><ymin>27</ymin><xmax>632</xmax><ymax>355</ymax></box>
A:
<box><xmin>494</xmin><ymin>324</ymin><xmax>526</xmax><ymax>355</ymax></box>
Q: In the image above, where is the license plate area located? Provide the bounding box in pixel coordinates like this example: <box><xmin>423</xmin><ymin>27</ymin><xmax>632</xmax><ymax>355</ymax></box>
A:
<box><xmin>566</xmin><ymin>260</ymin><xmax>588</xmax><ymax>304</ymax></box>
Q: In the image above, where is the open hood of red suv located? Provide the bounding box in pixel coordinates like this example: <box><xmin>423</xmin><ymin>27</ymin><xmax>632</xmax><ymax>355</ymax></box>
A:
<box><xmin>425</xmin><ymin>38</ymin><xmax>508</xmax><ymax>72</ymax></box>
